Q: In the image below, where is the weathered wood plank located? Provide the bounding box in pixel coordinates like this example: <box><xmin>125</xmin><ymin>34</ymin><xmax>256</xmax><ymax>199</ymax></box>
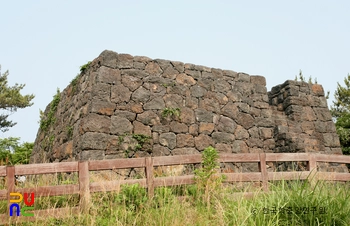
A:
<box><xmin>265</xmin><ymin>153</ymin><xmax>309</xmax><ymax>162</ymax></box>
<box><xmin>90</xmin><ymin>179</ymin><xmax>147</xmax><ymax>192</ymax></box>
<box><xmin>219</xmin><ymin>153</ymin><xmax>260</xmax><ymax>162</ymax></box>
<box><xmin>153</xmin><ymin>175</ymin><xmax>195</xmax><ymax>187</ymax></box>
<box><xmin>308</xmin><ymin>154</ymin><xmax>317</xmax><ymax>172</ymax></box>
<box><xmin>153</xmin><ymin>155</ymin><xmax>202</xmax><ymax>166</ymax></box>
<box><xmin>317</xmin><ymin>172</ymin><xmax>350</xmax><ymax>181</ymax></box>
<box><xmin>89</xmin><ymin>158</ymin><xmax>145</xmax><ymax>171</ymax></box>
<box><xmin>15</xmin><ymin>162</ymin><xmax>78</xmax><ymax>175</ymax></box>
<box><xmin>268</xmin><ymin>171</ymin><xmax>311</xmax><ymax>181</ymax></box>
<box><xmin>79</xmin><ymin>161</ymin><xmax>90</xmax><ymax>213</ymax></box>
<box><xmin>7</xmin><ymin>166</ymin><xmax>15</xmax><ymax>216</ymax></box>
<box><xmin>315</xmin><ymin>154</ymin><xmax>350</xmax><ymax>164</ymax></box>
<box><xmin>145</xmin><ymin>157</ymin><xmax>154</xmax><ymax>198</ymax></box>
<box><xmin>223</xmin><ymin>172</ymin><xmax>262</xmax><ymax>182</ymax></box>
<box><xmin>259</xmin><ymin>153</ymin><xmax>269</xmax><ymax>191</ymax></box>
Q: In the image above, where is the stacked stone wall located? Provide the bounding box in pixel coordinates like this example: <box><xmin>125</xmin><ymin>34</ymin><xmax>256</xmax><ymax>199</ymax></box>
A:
<box><xmin>30</xmin><ymin>50</ymin><xmax>346</xmax><ymax>173</ymax></box>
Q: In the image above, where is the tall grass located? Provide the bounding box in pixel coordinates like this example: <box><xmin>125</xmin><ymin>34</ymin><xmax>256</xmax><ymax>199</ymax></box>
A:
<box><xmin>2</xmin><ymin>146</ymin><xmax>350</xmax><ymax>225</ymax></box>
<box><xmin>4</xmin><ymin>180</ymin><xmax>348</xmax><ymax>225</ymax></box>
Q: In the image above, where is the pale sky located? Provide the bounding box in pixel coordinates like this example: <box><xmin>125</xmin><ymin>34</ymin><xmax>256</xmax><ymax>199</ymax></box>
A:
<box><xmin>0</xmin><ymin>1</ymin><xmax>349</xmax><ymax>143</ymax></box>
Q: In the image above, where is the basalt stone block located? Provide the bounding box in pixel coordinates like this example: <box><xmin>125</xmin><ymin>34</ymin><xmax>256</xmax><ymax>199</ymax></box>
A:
<box><xmin>132</xmin><ymin>87</ymin><xmax>150</xmax><ymax>103</ymax></box>
<box><xmin>314</xmin><ymin>108</ymin><xmax>332</xmax><ymax>121</ymax></box>
<box><xmin>114</xmin><ymin>110</ymin><xmax>136</xmax><ymax>121</ymax></box>
<box><xmin>199</xmin><ymin>122</ymin><xmax>215</xmax><ymax>135</ymax></box>
<box><xmin>236</xmin><ymin>112</ymin><xmax>255</xmax><ymax>129</ymax></box>
<box><xmin>234</xmin><ymin>125</ymin><xmax>249</xmax><ymax>140</ymax></box>
<box><xmin>311</xmin><ymin>84</ymin><xmax>325</xmax><ymax>96</ymax></box>
<box><xmin>212</xmin><ymin>132</ymin><xmax>235</xmax><ymax>144</ymax></box>
<box><xmin>117</xmin><ymin>54</ymin><xmax>134</xmax><ymax>69</ymax></box>
<box><xmin>250</xmin><ymin>75</ymin><xmax>266</xmax><ymax>86</ymax></box>
<box><xmin>110</xmin><ymin>116</ymin><xmax>133</xmax><ymax>135</ymax></box>
<box><xmin>153</xmin><ymin>144</ymin><xmax>171</xmax><ymax>156</ymax></box>
<box><xmin>90</xmin><ymin>101</ymin><xmax>115</xmax><ymax>116</ymax></box>
<box><xmin>176</xmin><ymin>73</ymin><xmax>196</xmax><ymax>86</ymax></box>
<box><xmin>180</xmin><ymin>107</ymin><xmax>196</xmax><ymax>124</ymax></box>
<box><xmin>99</xmin><ymin>50</ymin><xmax>118</xmax><ymax>68</ymax></box>
<box><xmin>80</xmin><ymin>113</ymin><xmax>110</xmax><ymax>134</ymax></box>
<box><xmin>195</xmin><ymin>134</ymin><xmax>214</xmax><ymax>151</ymax></box>
<box><xmin>170</xmin><ymin>121</ymin><xmax>188</xmax><ymax>133</ymax></box>
<box><xmin>217</xmin><ymin>116</ymin><xmax>236</xmax><ymax>133</ymax></box>
<box><xmin>80</xmin><ymin>132</ymin><xmax>110</xmax><ymax>150</ymax></box>
<box><xmin>159</xmin><ymin>132</ymin><xmax>177</xmax><ymax>149</ymax></box>
<box><xmin>143</xmin><ymin>97</ymin><xmax>165</xmax><ymax>110</ymax></box>
<box><xmin>215</xmin><ymin>143</ymin><xmax>232</xmax><ymax>153</ymax></box>
<box><xmin>221</xmin><ymin>102</ymin><xmax>239</xmax><ymax>119</ymax></box>
<box><xmin>172</xmin><ymin>148</ymin><xmax>199</xmax><ymax>155</ymax></box>
<box><xmin>199</xmin><ymin>98</ymin><xmax>220</xmax><ymax>113</ymax></box>
<box><xmin>96</xmin><ymin>66</ymin><xmax>121</xmax><ymax>84</ymax></box>
<box><xmin>137</xmin><ymin>111</ymin><xmax>160</xmax><ymax>126</ymax></box>
<box><xmin>185</xmin><ymin>70</ymin><xmax>201</xmax><ymax>80</ymax></box>
<box><xmin>133</xmin><ymin>121</ymin><xmax>151</xmax><ymax>137</ymax></box>
<box><xmin>111</xmin><ymin>84</ymin><xmax>131</xmax><ymax>103</ymax></box>
<box><xmin>171</xmin><ymin>61</ymin><xmax>185</xmax><ymax>73</ymax></box>
<box><xmin>145</xmin><ymin>62</ymin><xmax>162</xmax><ymax>76</ymax></box>
<box><xmin>122</xmin><ymin>75</ymin><xmax>142</xmax><ymax>91</ymax></box>
<box><xmin>176</xmin><ymin>134</ymin><xmax>194</xmax><ymax>148</ymax></box>
<box><xmin>190</xmin><ymin>85</ymin><xmax>207</xmax><ymax>98</ymax></box>
<box><xmin>163</xmin><ymin>94</ymin><xmax>183</xmax><ymax>108</ymax></box>
<box><xmin>232</xmin><ymin>140</ymin><xmax>249</xmax><ymax>153</ymax></box>
<box><xmin>195</xmin><ymin>109</ymin><xmax>213</xmax><ymax>122</ymax></box>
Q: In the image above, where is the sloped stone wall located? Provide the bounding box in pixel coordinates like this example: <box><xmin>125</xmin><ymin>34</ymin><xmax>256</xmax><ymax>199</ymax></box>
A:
<box><xmin>30</xmin><ymin>50</ymin><xmax>346</xmax><ymax>173</ymax></box>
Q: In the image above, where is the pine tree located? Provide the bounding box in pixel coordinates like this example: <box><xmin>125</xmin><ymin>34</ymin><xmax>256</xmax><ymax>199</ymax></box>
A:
<box><xmin>331</xmin><ymin>74</ymin><xmax>350</xmax><ymax>154</ymax></box>
<box><xmin>0</xmin><ymin>65</ymin><xmax>35</xmax><ymax>132</ymax></box>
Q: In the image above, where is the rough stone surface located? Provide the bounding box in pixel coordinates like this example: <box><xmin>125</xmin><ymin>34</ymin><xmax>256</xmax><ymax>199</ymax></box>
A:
<box><xmin>31</xmin><ymin>50</ymin><xmax>346</xmax><ymax>173</ymax></box>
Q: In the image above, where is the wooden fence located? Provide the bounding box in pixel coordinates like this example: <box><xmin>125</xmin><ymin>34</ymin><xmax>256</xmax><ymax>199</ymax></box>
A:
<box><xmin>1</xmin><ymin>153</ymin><xmax>350</xmax><ymax>224</ymax></box>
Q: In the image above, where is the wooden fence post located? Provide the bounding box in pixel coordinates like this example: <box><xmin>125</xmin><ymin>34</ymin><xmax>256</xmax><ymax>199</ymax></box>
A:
<box><xmin>145</xmin><ymin>157</ymin><xmax>154</xmax><ymax>199</ymax></box>
<box><xmin>5</xmin><ymin>165</ymin><xmax>15</xmax><ymax>224</ymax></box>
<box><xmin>259</xmin><ymin>153</ymin><xmax>269</xmax><ymax>192</ymax></box>
<box><xmin>308</xmin><ymin>154</ymin><xmax>317</xmax><ymax>186</ymax></box>
<box><xmin>79</xmin><ymin>161</ymin><xmax>90</xmax><ymax>213</ymax></box>
<box><xmin>6</xmin><ymin>166</ymin><xmax>15</xmax><ymax>218</ymax></box>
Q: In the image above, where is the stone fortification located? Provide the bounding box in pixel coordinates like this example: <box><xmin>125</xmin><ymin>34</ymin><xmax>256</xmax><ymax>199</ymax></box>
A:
<box><xmin>30</xmin><ymin>50</ymin><xmax>346</xmax><ymax>173</ymax></box>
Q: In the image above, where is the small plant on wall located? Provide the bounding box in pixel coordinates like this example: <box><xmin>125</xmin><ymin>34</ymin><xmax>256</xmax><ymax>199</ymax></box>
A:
<box><xmin>80</xmin><ymin>61</ymin><xmax>91</xmax><ymax>74</ymax></box>
<box><xmin>162</xmin><ymin>107</ymin><xmax>180</xmax><ymax>118</ymax></box>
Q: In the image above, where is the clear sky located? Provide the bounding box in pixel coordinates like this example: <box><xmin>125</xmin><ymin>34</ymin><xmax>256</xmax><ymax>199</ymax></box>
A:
<box><xmin>0</xmin><ymin>1</ymin><xmax>349</xmax><ymax>143</ymax></box>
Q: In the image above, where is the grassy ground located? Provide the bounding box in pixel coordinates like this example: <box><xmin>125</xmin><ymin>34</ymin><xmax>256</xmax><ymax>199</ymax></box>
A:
<box><xmin>2</xmin><ymin>178</ymin><xmax>350</xmax><ymax>226</ymax></box>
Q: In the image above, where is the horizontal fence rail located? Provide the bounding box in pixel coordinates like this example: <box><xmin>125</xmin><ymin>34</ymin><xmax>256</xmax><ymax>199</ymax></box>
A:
<box><xmin>0</xmin><ymin>153</ymin><xmax>350</xmax><ymax>224</ymax></box>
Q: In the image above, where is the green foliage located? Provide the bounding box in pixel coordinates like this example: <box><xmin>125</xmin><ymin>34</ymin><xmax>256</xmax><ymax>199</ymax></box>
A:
<box><xmin>80</xmin><ymin>61</ymin><xmax>91</xmax><ymax>73</ymax></box>
<box><xmin>0</xmin><ymin>137</ymin><xmax>33</xmax><ymax>165</ymax></box>
<box><xmin>331</xmin><ymin>74</ymin><xmax>350</xmax><ymax>154</ymax></box>
<box><xmin>0</xmin><ymin>65</ymin><xmax>35</xmax><ymax>132</ymax></box>
<box><xmin>331</xmin><ymin>74</ymin><xmax>350</xmax><ymax>117</ymax></box>
<box><xmin>118</xmin><ymin>184</ymin><xmax>148</xmax><ymax>211</ymax></box>
<box><xmin>294</xmin><ymin>70</ymin><xmax>318</xmax><ymax>84</ymax></box>
<box><xmin>132</xmin><ymin>134</ymin><xmax>151</xmax><ymax>147</ymax></box>
<box><xmin>334</xmin><ymin>112</ymin><xmax>350</xmax><ymax>155</ymax></box>
<box><xmin>118</xmin><ymin>134</ymin><xmax>151</xmax><ymax>157</ymax></box>
<box><xmin>161</xmin><ymin>82</ymin><xmax>176</xmax><ymax>88</ymax></box>
<box><xmin>66</xmin><ymin>126</ymin><xmax>73</xmax><ymax>139</ymax></box>
<box><xmin>162</xmin><ymin>107</ymin><xmax>180</xmax><ymax>118</ymax></box>
<box><xmin>40</xmin><ymin>88</ymin><xmax>61</xmax><ymax>131</ymax></box>
<box><xmin>194</xmin><ymin>146</ymin><xmax>225</xmax><ymax>208</ymax></box>
<box><xmin>70</xmin><ymin>74</ymin><xmax>80</xmax><ymax>94</ymax></box>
